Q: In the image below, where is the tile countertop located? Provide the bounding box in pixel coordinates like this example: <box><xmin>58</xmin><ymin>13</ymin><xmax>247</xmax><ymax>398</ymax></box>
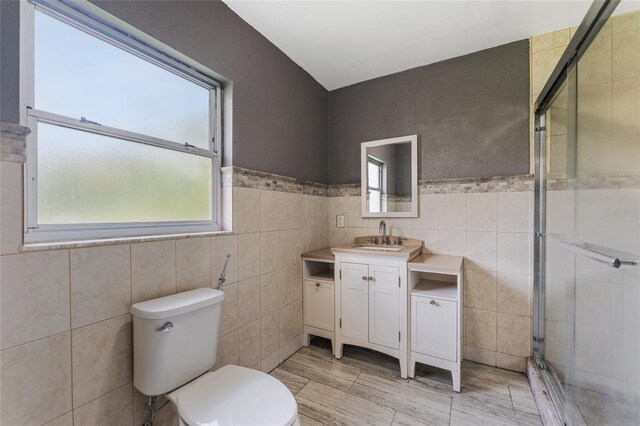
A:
<box><xmin>408</xmin><ymin>254</ymin><xmax>464</xmax><ymax>274</ymax></box>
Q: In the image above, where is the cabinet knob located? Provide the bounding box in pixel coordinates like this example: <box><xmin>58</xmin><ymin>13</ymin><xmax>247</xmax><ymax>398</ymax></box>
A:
<box><xmin>368</xmin><ymin>276</ymin><xmax>374</xmax><ymax>281</ymax></box>
<box><xmin>362</xmin><ymin>276</ymin><xmax>368</xmax><ymax>281</ymax></box>
<box><xmin>315</xmin><ymin>282</ymin><xmax>320</xmax><ymax>287</ymax></box>
<box><xmin>430</xmin><ymin>299</ymin><xmax>437</xmax><ymax>306</ymax></box>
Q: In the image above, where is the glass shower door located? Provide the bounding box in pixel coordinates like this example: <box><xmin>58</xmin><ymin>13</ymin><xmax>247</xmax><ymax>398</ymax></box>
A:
<box><xmin>568</xmin><ymin>7</ymin><xmax>640</xmax><ymax>423</ymax></box>
<box><xmin>538</xmin><ymin>4</ymin><xmax>640</xmax><ymax>425</ymax></box>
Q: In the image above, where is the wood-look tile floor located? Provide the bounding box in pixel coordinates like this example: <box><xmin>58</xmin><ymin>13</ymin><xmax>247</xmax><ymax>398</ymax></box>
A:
<box><xmin>270</xmin><ymin>338</ymin><xmax>542</xmax><ymax>426</ymax></box>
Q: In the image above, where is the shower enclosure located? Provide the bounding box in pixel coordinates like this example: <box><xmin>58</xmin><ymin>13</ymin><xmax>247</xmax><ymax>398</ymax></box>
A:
<box><xmin>533</xmin><ymin>0</ymin><xmax>640</xmax><ymax>424</ymax></box>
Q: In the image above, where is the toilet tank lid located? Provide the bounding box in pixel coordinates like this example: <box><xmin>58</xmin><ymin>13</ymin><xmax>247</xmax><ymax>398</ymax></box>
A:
<box><xmin>130</xmin><ymin>288</ymin><xmax>224</xmax><ymax>320</ymax></box>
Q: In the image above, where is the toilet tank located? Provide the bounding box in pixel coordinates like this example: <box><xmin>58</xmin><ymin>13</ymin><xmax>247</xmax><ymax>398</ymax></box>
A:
<box><xmin>130</xmin><ymin>288</ymin><xmax>225</xmax><ymax>396</ymax></box>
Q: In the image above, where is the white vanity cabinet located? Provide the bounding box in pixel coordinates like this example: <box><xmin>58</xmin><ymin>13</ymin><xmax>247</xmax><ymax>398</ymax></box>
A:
<box><xmin>333</xmin><ymin>242</ymin><xmax>422</xmax><ymax>379</ymax></box>
<box><xmin>408</xmin><ymin>254</ymin><xmax>464</xmax><ymax>392</ymax></box>
<box><xmin>301</xmin><ymin>249</ymin><xmax>336</xmax><ymax>351</ymax></box>
<box><xmin>340</xmin><ymin>262</ymin><xmax>400</xmax><ymax>349</ymax></box>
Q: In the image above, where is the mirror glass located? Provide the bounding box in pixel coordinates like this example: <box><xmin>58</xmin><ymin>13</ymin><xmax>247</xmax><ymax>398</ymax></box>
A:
<box><xmin>361</xmin><ymin>135</ymin><xmax>417</xmax><ymax>217</ymax></box>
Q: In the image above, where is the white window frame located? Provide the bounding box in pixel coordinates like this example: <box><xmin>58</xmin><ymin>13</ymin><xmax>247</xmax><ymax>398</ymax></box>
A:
<box><xmin>20</xmin><ymin>0</ymin><xmax>223</xmax><ymax>243</ymax></box>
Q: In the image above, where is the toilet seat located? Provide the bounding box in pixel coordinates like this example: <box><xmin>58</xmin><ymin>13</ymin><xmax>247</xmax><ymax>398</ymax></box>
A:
<box><xmin>167</xmin><ymin>365</ymin><xmax>299</xmax><ymax>426</ymax></box>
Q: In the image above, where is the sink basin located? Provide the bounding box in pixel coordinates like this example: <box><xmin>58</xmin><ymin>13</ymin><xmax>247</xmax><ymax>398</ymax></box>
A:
<box><xmin>351</xmin><ymin>244</ymin><xmax>403</xmax><ymax>252</ymax></box>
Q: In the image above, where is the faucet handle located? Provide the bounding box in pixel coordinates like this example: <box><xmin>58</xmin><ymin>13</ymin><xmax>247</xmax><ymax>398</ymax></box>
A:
<box><xmin>393</xmin><ymin>236</ymin><xmax>402</xmax><ymax>246</ymax></box>
<box><xmin>368</xmin><ymin>235</ymin><xmax>376</xmax><ymax>245</ymax></box>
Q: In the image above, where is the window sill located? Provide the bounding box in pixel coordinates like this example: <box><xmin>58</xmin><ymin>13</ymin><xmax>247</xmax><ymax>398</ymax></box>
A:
<box><xmin>20</xmin><ymin>230</ymin><xmax>234</xmax><ymax>252</ymax></box>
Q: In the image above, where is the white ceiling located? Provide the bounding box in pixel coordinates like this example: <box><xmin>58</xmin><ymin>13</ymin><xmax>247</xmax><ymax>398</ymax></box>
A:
<box><xmin>223</xmin><ymin>0</ymin><xmax>639</xmax><ymax>91</ymax></box>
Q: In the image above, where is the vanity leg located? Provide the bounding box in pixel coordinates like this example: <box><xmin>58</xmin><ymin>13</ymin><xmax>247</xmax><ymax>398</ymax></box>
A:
<box><xmin>408</xmin><ymin>359</ymin><xmax>416</xmax><ymax>379</ymax></box>
<box><xmin>334</xmin><ymin>342</ymin><xmax>343</xmax><ymax>359</ymax></box>
<box><xmin>452</xmin><ymin>371</ymin><xmax>461</xmax><ymax>393</ymax></box>
<box><xmin>400</xmin><ymin>359</ymin><xmax>408</xmax><ymax>379</ymax></box>
<box><xmin>302</xmin><ymin>333</ymin><xmax>311</xmax><ymax>347</ymax></box>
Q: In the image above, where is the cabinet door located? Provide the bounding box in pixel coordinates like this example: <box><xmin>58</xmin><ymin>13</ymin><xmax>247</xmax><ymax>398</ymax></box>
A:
<box><xmin>303</xmin><ymin>280</ymin><xmax>334</xmax><ymax>331</ymax></box>
<box><xmin>368</xmin><ymin>264</ymin><xmax>400</xmax><ymax>349</ymax></box>
<box><xmin>341</xmin><ymin>262</ymin><xmax>369</xmax><ymax>341</ymax></box>
<box><xmin>411</xmin><ymin>297</ymin><xmax>457</xmax><ymax>361</ymax></box>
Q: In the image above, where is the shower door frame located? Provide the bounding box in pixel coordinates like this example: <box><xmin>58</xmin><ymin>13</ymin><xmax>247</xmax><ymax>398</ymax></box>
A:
<box><xmin>532</xmin><ymin>0</ymin><xmax>621</xmax><ymax>421</ymax></box>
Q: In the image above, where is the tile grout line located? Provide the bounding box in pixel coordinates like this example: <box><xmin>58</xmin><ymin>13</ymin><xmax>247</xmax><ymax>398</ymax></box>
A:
<box><xmin>72</xmin><ymin>312</ymin><xmax>131</xmax><ymax>332</ymax></box>
<box><xmin>346</xmin><ymin>370</ymin><xmax>362</xmax><ymax>394</ymax></box>
<box><xmin>291</xmin><ymin>376</ymin><xmax>310</xmax><ymax>397</ymax></box>
<box><xmin>129</xmin><ymin>243</ymin><xmax>132</xmax><ymax>307</ymax></box>
<box><xmin>74</xmin><ymin>381</ymin><xmax>133</xmax><ymax>413</ymax></box>
<box><xmin>389</xmin><ymin>409</ymin><xmax>398</xmax><ymax>426</ymax></box>
<box><xmin>173</xmin><ymin>240</ymin><xmax>177</xmax><ymax>294</ymax></box>
<box><xmin>507</xmin><ymin>385</ymin><xmax>516</xmax><ymax>415</ymax></box>
<box><xmin>294</xmin><ymin>380</ymin><xmax>327</xmax><ymax>426</ymax></box>
<box><xmin>68</xmin><ymin>249</ymin><xmax>74</xmax><ymax>413</ymax></box>
<box><xmin>128</xmin><ymin>243</ymin><xmax>134</xmax><ymax>418</ymax></box>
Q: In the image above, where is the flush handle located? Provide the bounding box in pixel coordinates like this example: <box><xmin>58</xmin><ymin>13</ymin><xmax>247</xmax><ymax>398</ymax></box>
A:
<box><xmin>155</xmin><ymin>322</ymin><xmax>174</xmax><ymax>333</ymax></box>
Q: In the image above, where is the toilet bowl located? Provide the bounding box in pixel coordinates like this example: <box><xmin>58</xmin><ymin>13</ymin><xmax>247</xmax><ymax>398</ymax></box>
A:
<box><xmin>130</xmin><ymin>288</ymin><xmax>299</xmax><ymax>426</ymax></box>
<box><xmin>168</xmin><ymin>365</ymin><xmax>299</xmax><ymax>426</ymax></box>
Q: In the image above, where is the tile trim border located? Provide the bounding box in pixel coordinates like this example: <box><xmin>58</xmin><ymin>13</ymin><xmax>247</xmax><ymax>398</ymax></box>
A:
<box><xmin>233</xmin><ymin>167</ymin><xmax>535</xmax><ymax>196</ymax></box>
<box><xmin>329</xmin><ymin>174</ymin><xmax>535</xmax><ymax>197</ymax></box>
<box><xmin>546</xmin><ymin>175</ymin><xmax>640</xmax><ymax>190</ymax></box>
<box><xmin>0</xmin><ymin>122</ymin><xmax>30</xmax><ymax>163</ymax></box>
<box><xmin>230</xmin><ymin>166</ymin><xmax>329</xmax><ymax>196</ymax></box>
<box><xmin>420</xmin><ymin>174</ymin><xmax>533</xmax><ymax>194</ymax></box>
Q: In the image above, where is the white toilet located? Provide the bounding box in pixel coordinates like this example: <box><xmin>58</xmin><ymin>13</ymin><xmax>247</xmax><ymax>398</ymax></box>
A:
<box><xmin>130</xmin><ymin>288</ymin><xmax>300</xmax><ymax>426</ymax></box>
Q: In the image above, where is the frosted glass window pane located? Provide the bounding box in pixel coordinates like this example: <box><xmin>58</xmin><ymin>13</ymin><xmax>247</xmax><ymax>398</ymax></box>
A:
<box><xmin>34</xmin><ymin>11</ymin><xmax>211</xmax><ymax>148</ymax></box>
<box><xmin>37</xmin><ymin>123</ymin><xmax>212</xmax><ymax>224</ymax></box>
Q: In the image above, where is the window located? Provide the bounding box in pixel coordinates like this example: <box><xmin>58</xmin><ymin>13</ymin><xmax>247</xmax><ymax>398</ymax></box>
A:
<box><xmin>21</xmin><ymin>0</ymin><xmax>222</xmax><ymax>243</ymax></box>
<box><xmin>367</xmin><ymin>156</ymin><xmax>384</xmax><ymax>213</ymax></box>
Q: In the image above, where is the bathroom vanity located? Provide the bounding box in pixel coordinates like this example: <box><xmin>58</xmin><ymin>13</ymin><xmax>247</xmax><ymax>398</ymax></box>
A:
<box><xmin>302</xmin><ymin>241</ymin><xmax>465</xmax><ymax>390</ymax></box>
<box><xmin>331</xmin><ymin>237</ymin><xmax>422</xmax><ymax>378</ymax></box>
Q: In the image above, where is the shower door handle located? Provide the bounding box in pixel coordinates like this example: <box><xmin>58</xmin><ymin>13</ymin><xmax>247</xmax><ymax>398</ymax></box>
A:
<box><xmin>555</xmin><ymin>239</ymin><xmax>638</xmax><ymax>269</ymax></box>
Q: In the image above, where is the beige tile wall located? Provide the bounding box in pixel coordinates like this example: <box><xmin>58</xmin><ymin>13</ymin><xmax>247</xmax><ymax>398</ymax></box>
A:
<box><xmin>0</xmin><ymin>159</ymin><xmax>327</xmax><ymax>425</ymax></box>
<box><xmin>327</xmin><ymin>190</ymin><xmax>534</xmax><ymax>372</ymax></box>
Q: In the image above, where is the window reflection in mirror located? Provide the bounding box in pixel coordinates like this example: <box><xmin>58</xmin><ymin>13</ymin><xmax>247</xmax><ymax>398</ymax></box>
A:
<box><xmin>367</xmin><ymin>156</ymin><xmax>383</xmax><ymax>213</ymax></box>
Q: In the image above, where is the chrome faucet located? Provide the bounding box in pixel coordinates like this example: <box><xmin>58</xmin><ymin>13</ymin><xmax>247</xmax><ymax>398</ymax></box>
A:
<box><xmin>379</xmin><ymin>220</ymin><xmax>387</xmax><ymax>245</ymax></box>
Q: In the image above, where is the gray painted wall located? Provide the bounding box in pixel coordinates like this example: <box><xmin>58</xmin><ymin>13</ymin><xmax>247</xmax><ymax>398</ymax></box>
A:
<box><xmin>0</xmin><ymin>0</ymin><xmax>329</xmax><ymax>183</ymax></box>
<box><xmin>328</xmin><ymin>40</ymin><xmax>530</xmax><ymax>184</ymax></box>
<box><xmin>1</xmin><ymin>0</ymin><xmax>20</xmax><ymax>124</ymax></box>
